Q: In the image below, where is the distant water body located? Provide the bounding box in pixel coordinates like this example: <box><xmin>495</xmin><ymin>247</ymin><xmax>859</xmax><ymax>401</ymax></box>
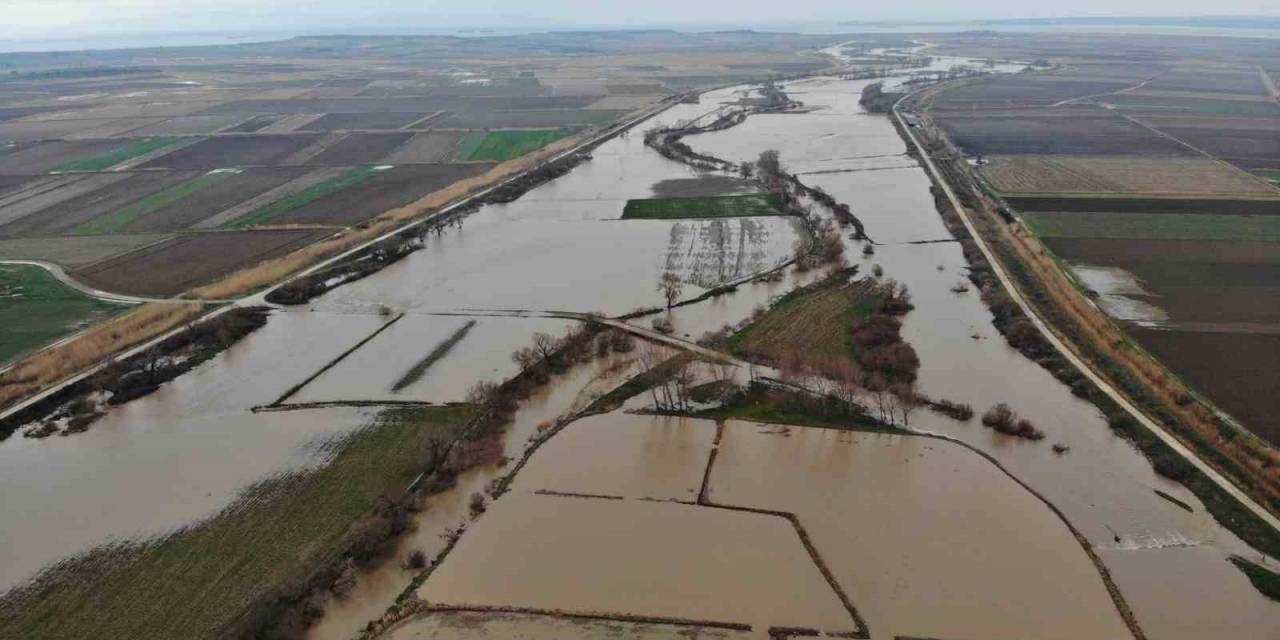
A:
<box><xmin>2</xmin><ymin>21</ymin><xmax>1277</xmax><ymax>54</ymax></box>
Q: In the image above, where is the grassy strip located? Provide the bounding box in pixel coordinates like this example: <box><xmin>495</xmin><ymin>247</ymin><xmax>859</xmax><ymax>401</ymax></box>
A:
<box><xmin>391</xmin><ymin>320</ymin><xmax>476</xmax><ymax>392</ymax></box>
<box><xmin>0</xmin><ymin>265</ymin><xmax>127</xmax><ymax>363</ymax></box>
<box><xmin>52</xmin><ymin>137</ymin><xmax>189</xmax><ymax>173</ymax></box>
<box><xmin>692</xmin><ymin>383</ymin><xmax>897</xmax><ymax>434</ymax></box>
<box><xmin>72</xmin><ymin>171</ymin><xmax>232</xmax><ymax>235</ymax></box>
<box><xmin>621</xmin><ymin>193</ymin><xmax>783</xmax><ymax>220</ymax></box>
<box><xmin>724</xmin><ymin>270</ymin><xmax>882</xmax><ymax>361</ymax></box>
<box><xmin>223</xmin><ymin>165</ymin><xmax>382</xmax><ymax>229</ymax></box>
<box><xmin>1102</xmin><ymin>97</ymin><xmax>1280</xmax><ymax>116</ymax></box>
<box><xmin>1022</xmin><ymin>211</ymin><xmax>1280</xmax><ymax>242</ymax></box>
<box><xmin>0</xmin><ymin>406</ymin><xmax>468</xmax><ymax>640</ymax></box>
<box><xmin>582</xmin><ymin>351</ymin><xmax>695</xmax><ymax>414</ymax></box>
<box><xmin>1228</xmin><ymin>556</ymin><xmax>1280</xmax><ymax>602</ymax></box>
<box><xmin>453</xmin><ymin>129</ymin><xmax>576</xmax><ymax>162</ymax></box>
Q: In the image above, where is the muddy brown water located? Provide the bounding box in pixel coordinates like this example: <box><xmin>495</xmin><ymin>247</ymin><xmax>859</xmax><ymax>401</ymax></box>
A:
<box><xmin>685</xmin><ymin>72</ymin><xmax>1279</xmax><ymax>637</ymax></box>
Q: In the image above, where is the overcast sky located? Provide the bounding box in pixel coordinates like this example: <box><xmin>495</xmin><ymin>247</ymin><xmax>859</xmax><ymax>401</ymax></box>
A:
<box><xmin>2</xmin><ymin>0</ymin><xmax>1277</xmax><ymax>43</ymax></box>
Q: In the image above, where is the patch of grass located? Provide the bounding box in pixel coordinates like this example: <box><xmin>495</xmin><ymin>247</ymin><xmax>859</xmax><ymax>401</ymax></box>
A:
<box><xmin>224</xmin><ymin>165</ymin><xmax>382</xmax><ymax>228</ymax></box>
<box><xmin>0</xmin><ymin>405</ymin><xmax>469</xmax><ymax>640</ymax></box>
<box><xmin>1102</xmin><ymin>97</ymin><xmax>1280</xmax><ymax>116</ymax></box>
<box><xmin>584</xmin><ymin>351</ymin><xmax>696</xmax><ymax>414</ymax></box>
<box><xmin>621</xmin><ymin>193</ymin><xmax>783</xmax><ymax>220</ymax></box>
<box><xmin>0</xmin><ymin>264</ymin><xmax>128</xmax><ymax>363</ymax></box>
<box><xmin>71</xmin><ymin>171</ymin><xmax>233</xmax><ymax>235</ymax></box>
<box><xmin>693</xmin><ymin>383</ymin><xmax>897</xmax><ymax>433</ymax></box>
<box><xmin>1022</xmin><ymin>211</ymin><xmax>1280</xmax><ymax>242</ymax></box>
<box><xmin>1228</xmin><ymin>556</ymin><xmax>1280</xmax><ymax>602</ymax></box>
<box><xmin>452</xmin><ymin>129</ymin><xmax>576</xmax><ymax>162</ymax></box>
<box><xmin>52</xmin><ymin>137</ymin><xmax>191</xmax><ymax>173</ymax></box>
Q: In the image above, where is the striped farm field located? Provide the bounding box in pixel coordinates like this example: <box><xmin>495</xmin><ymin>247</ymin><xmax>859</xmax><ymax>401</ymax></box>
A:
<box><xmin>980</xmin><ymin>155</ymin><xmax>1278</xmax><ymax>196</ymax></box>
<box><xmin>1022</xmin><ymin>211</ymin><xmax>1280</xmax><ymax>242</ymax></box>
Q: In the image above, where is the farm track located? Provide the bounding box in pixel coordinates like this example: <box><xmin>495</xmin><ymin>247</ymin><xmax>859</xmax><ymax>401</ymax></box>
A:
<box><xmin>893</xmin><ymin>102</ymin><xmax>1280</xmax><ymax>537</ymax></box>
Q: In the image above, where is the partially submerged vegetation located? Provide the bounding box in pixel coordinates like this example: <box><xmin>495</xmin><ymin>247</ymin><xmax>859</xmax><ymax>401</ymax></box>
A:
<box><xmin>1227</xmin><ymin>556</ymin><xmax>1280</xmax><ymax>603</ymax></box>
<box><xmin>0</xmin><ymin>264</ymin><xmax>128</xmax><ymax>363</ymax></box>
<box><xmin>2</xmin><ymin>306</ymin><xmax>269</xmax><ymax>440</ymax></box>
<box><xmin>0</xmin><ymin>302</ymin><xmax>206</xmax><ymax>415</ymax></box>
<box><xmin>981</xmin><ymin>402</ymin><xmax>1045</xmax><ymax>440</ymax></box>
<box><xmin>693</xmin><ymin>382</ymin><xmax>896</xmax><ymax>434</ymax></box>
<box><xmin>0</xmin><ymin>405</ymin><xmax>472</xmax><ymax>640</ymax></box>
<box><xmin>858</xmin><ymin>82</ymin><xmax>903</xmax><ymax>113</ymax></box>
<box><xmin>620</xmin><ymin>193</ymin><xmax>783</xmax><ymax>220</ymax></box>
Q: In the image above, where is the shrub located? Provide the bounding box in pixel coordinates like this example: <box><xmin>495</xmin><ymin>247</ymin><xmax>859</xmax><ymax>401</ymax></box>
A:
<box><xmin>982</xmin><ymin>403</ymin><xmax>1044</xmax><ymax>440</ymax></box>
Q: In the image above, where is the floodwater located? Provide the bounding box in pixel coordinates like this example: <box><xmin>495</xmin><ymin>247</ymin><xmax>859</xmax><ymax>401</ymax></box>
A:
<box><xmin>0</xmin><ymin>311</ymin><xmax>386</xmax><ymax>592</ymax></box>
<box><xmin>417</xmin><ymin>493</ymin><xmax>855</xmax><ymax>633</ymax></box>
<box><xmin>710</xmin><ymin>420</ymin><xmax>1132</xmax><ymax>640</ymax></box>
<box><xmin>513</xmin><ymin>412</ymin><xmax>715</xmax><ymax>501</ymax></box>
<box><xmin>1069</xmin><ymin>263</ymin><xmax>1169</xmax><ymax>326</ymax></box>
<box><xmin>2</xmin><ymin>46</ymin><xmax>1277</xmax><ymax>640</ymax></box>
<box><xmin>683</xmin><ymin>70</ymin><xmax>1279</xmax><ymax>637</ymax></box>
<box><xmin>384</xmin><ymin>609</ymin><xmax>753</xmax><ymax>640</ymax></box>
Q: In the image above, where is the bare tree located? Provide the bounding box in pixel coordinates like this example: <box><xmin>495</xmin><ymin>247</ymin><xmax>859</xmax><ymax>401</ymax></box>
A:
<box><xmin>657</xmin><ymin>271</ymin><xmax>684</xmax><ymax>310</ymax></box>
<box><xmin>531</xmin><ymin>332</ymin><xmax>558</xmax><ymax>364</ymax></box>
<box><xmin>637</xmin><ymin>342</ymin><xmax>667</xmax><ymax>409</ymax></box>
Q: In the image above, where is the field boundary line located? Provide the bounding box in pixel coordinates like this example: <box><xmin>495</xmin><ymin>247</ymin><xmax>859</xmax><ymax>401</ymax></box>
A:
<box><xmin>893</xmin><ymin>100</ymin><xmax>1280</xmax><ymax>537</ymax></box>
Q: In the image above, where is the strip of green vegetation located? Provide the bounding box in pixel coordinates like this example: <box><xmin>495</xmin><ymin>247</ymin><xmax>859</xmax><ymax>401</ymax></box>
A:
<box><xmin>52</xmin><ymin>137</ymin><xmax>191</xmax><ymax>173</ymax></box>
<box><xmin>0</xmin><ymin>406</ymin><xmax>468</xmax><ymax>640</ymax></box>
<box><xmin>452</xmin><ymin>129</ymin><xmax>575</xmax><ymax>162</ymax></box>
<box><xmin>224</xmin><ymin>165</ymin><xmax>381</xmax><ymax>228</ymax></box>
<box><xmin>621</xmin><ymin>193</ymin><xmax>784</xmax><ymax>220</ymax></box>
<box><xmin>0</xmin><ymin>66</ymin><xmax>146</xmax><ymax>82</ymax></box>
<box><xmin>1228</xmin><ymin>556</ymin><xmax>1280</xmax><ymax>602</ymax></box>
<box><xmin>1023</xmin><ymin>211</ymin><xmax>1280</xmax><ymax>242</ymax></box>
<box><xmin>1102</xmin><ymin>97</ymin><xmax>1280</xmax><ymax>116</ymax></box>
<box><xmin>692</xmin><ymin>383</ymin><xmax>898</xmax><ymax>433</ymax></box>
<box><xmin>0</xmin><ymin>264</ymin><xmax>127</xmax><ymax>363</ymax></box>
<box><xmin>584</xmin><ymin>352</ymin><xmax>697</xmax><ymax>414</ymax></box>
<box><xmin>72</xmin><ymin>171</ymin><xmax>232</xmax><ymax>235</ymax></box>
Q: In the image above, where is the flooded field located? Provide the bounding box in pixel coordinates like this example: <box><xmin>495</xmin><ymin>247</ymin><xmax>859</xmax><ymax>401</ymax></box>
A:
<box><xmin>417</xmin><ymin>493</ymin><xmax>854</xmax><ymax>632</ymax></box>
<box><xmin>710</xmin><ymin>420</ymin><xmax>1132</xmax><ymax>640</ymax></box>
<box><xmin>2</xmin><ymin>45</ymin><xmax>1277</xmax><ymax>640</ymax></box>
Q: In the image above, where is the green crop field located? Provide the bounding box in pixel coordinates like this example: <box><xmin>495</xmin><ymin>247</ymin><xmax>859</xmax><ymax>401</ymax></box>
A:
<box><xmin>1101</xmin><ymin>97</ymin><xmax>1280</xmax><ymax>116</ymax></box>
<box><xmin>72</xmin><ymin>171</ymin><xmax>233</xmax><ymax>235</ymax></box>
<box><xmin>621</xmin><ymin>193</ymin><xmax>784</xmax><ymax>220</ymax></box>
<box><xmin>0</xmin><ymin>264</ymin><xmax>128</xmax><ymax>362</ymax></box>
<box><xmin>0</xmin><ymin>406</ymin><xmax>469</xmax><ymax>640</ymax></box>
<box><xmin>1022</xmin><ymin>211</ymin><xmax>1280</xmax><ymax>242</ymax></box>
<box><xmin>224</xmin><ymin>165</ymin><xmax>382</xmax><ymax>228</ymax></box>
<box><xmin>451</xmin><ymin>129</ymin><xmax>576</xmax><ymax>162</ymax></box>
<box><xmin>52</xmin><ymin>137</ymin><xmax>193</xmax><ymax>173</ymax></box>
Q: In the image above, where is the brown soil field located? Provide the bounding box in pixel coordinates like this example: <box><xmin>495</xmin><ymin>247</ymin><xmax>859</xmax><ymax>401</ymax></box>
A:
<box><xmin>380</xmin><ymin>132</ymin><xmax>465</xmax><ymax>163</ymax></box>
<box><xmin>0</xmin><ymin>139</ymin><xmax>129</xmax><ymax>175</ymax></box>
<box><xmin>120</xmin><ymin>168</ymin><xmax>310</xmax><ymax>232</ymax></box>
<box><xmin>0</xmin><ymin>233</ymin><xmax>171</xmax><ymax>268</ymax></box>
<box><xmin>982</xmin><ymin>155</ymin><xmax>1275</xmax><ymax>195</ymax></box>
<box><xmin>198</xmin><ymin>96</ymin><xmax>599</xmax><ymax>116</ymax></box>
<box><xmin>265</xmin><ymin>163</ymin><xmax>493</xmax><ymax>227</ymax></box>
<box><xmin>1123</xmin><ymin>89</ymin><xmax>1272</xmax><ymax>103</ymax></box>
<box><xmin>1131</xmin><ymin>328</ymin><xmax>1280</xmax><ymax>445</ymax></box>
<box><xmin>0</xmin><ymin>171</ymin><xmax>196</xmax><ymax>238</ymax></box>
<box><xmin>0</xmin><ymin>174</ymin><xmax>131</xmax><ymax>228</ymax></box>
<box><xmin>1143</xmin><ymin>70</ymin><xmax>1267</xmax><ymax>95</ymax></box>
<box><xmin>432</xmin><ymin>109</ymin><xmax>627</xmax><ymax>129</ymax></box>
<box><xmin>1009</xmin><ymin>195</ymin><xmax>1280</xmax><ymax>215</ymax></box>
<box><xmin>1141</xmin><ymin>125</ymin><xmax>1280</xmax><ymax>172</ymax></box>
<box><xmin>123</xmin><ymin>115</ymin><xmax>251</xmax><ymax>136</ymax></box>
<box><xmin>73</xmin><ymin>228</ymin><xmax>329</xmax><ymax>296</ymax></box>
<box><xmin>935</xmin><ymin>112</ymin><xmax>1194</xmax><ymax>156</ymax></box>
<box><xmin>1044</xmin><ymin>237</ymin><xmax>1280</xmax><ymax>325</ymax></box>
<box><xmin>221</xmin><ymin>115</ymin><xmax>279</xmax><ymax>133</ymax></box>
<box><xmin>301</xmin><ymin>132</ymin><xmax>414</xmax><ymax>165</ymax></box>
<box><xmin>931</xmin><ymin>76</ymin><xmax>1138</xmax><ymax>110</ymax></box>
<box><xmin>297</xmin><ymin>112</ymin><xmax>431</xmax><ymax>132</ymax></box>
<box><xmin>139</xmin><ymin>134</ymin><xmax>323</xmax><ymax>170</ymax></box>
<box><xmin>34</xmin><ymin>119</ymin><xmax>167</xmax><ymax>142</ymax></box>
